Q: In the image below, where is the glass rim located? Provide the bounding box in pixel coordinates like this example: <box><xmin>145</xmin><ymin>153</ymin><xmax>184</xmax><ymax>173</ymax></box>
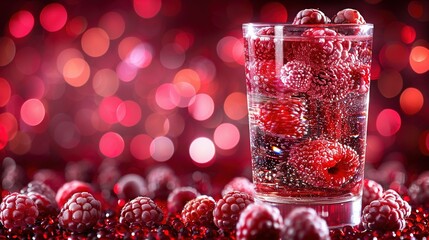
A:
<box><xmin>242</xmin><ymin>23</ymin><xmax>374</xmax><ymax>28</ymax></box>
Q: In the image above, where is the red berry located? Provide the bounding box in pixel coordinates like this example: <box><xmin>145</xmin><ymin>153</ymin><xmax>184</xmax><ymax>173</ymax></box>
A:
<box><xmin>55</xmin><ymin>180</ymin><xmax>94</xmax><ymax>207</ymax></box>
<box><xmin>32</xmin><ymin>169</ymin><xmax>65</xmax><ymax>192</ymax></box>
<box><xmin>257</xmin><ymin>98</ymin><xmax>308</xmax><ymax>138</ymax></box>
<box><xmin>280</xmin><ymin>60</ymin><xmax>312</xmax><ymax>92</ymax></box>
<box><xmin>252</xmin><ymin>27</ymin><xmax>275</xmax><ymax>61</ymax></box>
<box><xmin>26</xmin><ymin>192</ymin><xmax>58</xmax><ymax>216</ymax></box>
<box><xmin>251</xmin><ymin>59</ymin><xmax>285</xmax><ymax>95</ymax></box>
<box><xmin>288</xmin><ymin>139</ymin><xmax>360</xmax><ymax>189</ymax></box>
<box><xmin>409</xmin><ymin>176</ymin><xmax>429</xmax><ymax>206</ymax></box>
<box><xmin>213</xmin><ymin>191</ymin><xmax>254</xmax><ymax>230</ymax></box>
<box><xmin>236</xmin><ymin>203</ymin><xmax>283</xmax><ymax>240</ymax></box>
<box><xmin>332</xmin><ymin>8</ymin><xmax>366</xmax><ymax>24</ymax></box>
<box><xmin>221</xmin><ymin>177</ymin><xmax>255</xmax><ymax>198</ymax></box>
<box><xmin>282</xmin><ymin>207</ymin><xmax>330</xmax><ymax>240</ymax></box>
<box><xmin>114</xmin><ymin>173</ymin><xmax>150</xmax><ymax>200</ymax></box>
<box><xmin>362</xmin><ymin>179</ymin><xmax>383</xmax><ymax>208</ymax></box>
<box><xmin>21</xmin><ymin>180</ymin><xmax>57</xmax><ymax>206</ymax></box>
<box><xmin>292</xmin><ymin>9</ymin><xmax>331</xmax><ymax>24</ymax></box>
<box><xmin>275</xmin><ymin>162</ymin><xmax>310</xmax><ymax>189</ymax></box>
<box><xmin>119</xmin><ymin>196</ymin><xmax>164</xmax><ymax>227</ymax></box>
<box><xmin>350</xmin><ymin>62</ymin><xmax>371</xmax><ymax>94</ymax></box>
<box><xmin>167</xmin><ymin>186</ymin><xmax>200</xmax><ymax>214</ymax></box>
<box><xmin>0</xmin><ymin>193</ymin><xmax>39</xmax><ymax>230</ymax></box>
<box><xmin>181</xmin><ymin>195</ymin><xmax>215</xmax><ymax>226</ymax></box>
<box><xmin>361</xmin><ymin>189</ymin><xmax>411</xmax><ymax>231</ymax></box>
<box><xmin>147</xmin><ymin>165</ymin><xmax>181</xmax><ymax>200</ymax></box>
<box><xmin>58</xmin><ymin>192</ymin><xmax>101</xmax><ymax>233</ymax></box>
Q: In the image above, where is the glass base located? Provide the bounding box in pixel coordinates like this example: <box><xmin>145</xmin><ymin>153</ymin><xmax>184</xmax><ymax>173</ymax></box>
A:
<box><xmin>255</xmin><ymin>194</ymin><xmax>362</xmax><ymax>228</ymax></box>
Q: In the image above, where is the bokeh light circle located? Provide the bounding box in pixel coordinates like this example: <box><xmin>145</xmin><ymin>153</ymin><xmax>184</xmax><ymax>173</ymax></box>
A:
<box><xmin>0</xmin><ymin>78</ymin><xmax>12</xmax><ymax>107</ymax></box>
<box><xmin>400</xmin><ymin>87</ymin><xmax>424</xmax><ymax>115</ymax></box>
<box><xmin>20</xmin><ymin>98</ymin><xmax>45</xmax><ymax>126</ymax></box>
<box><xmin>224</xmin><ymin>92</ymin><xmax>247</xmax><ymax>120</ymax></box>
<box><xmin>99</xmin><ymin>132</ymin><xmax>125</xmax><ymax>158</ymax></box>
<box><xmin>409</xmin><ymin>45</ymin><xmax>429</xmax><ymax>74</ymax></box>
<box><xmin>98</xmin><ymin>96</ymin><xmax>123</xmax><ymax>124</ymax></box>
<box><xmin>188</xmin><ymin>94</ymin><xmax>214</xmax><ymax>121</ymax></box>
<box><xmin>40</xmin><ymin>3</ymin><xmax>68</xmax><ymax>32</ymax></box>
<box><xmin>133</xmin><ymin>0</ymin><xmax>162</xmax><ymax>18</ymax></box>
<box><xmin>81</xmin><ymin>28</ymin><xmax>110</xmax><ymax>57</ymax></box>
<box><xmin>99</xmin><ymin>11</ymin><xmax>125</xmax><ymax>40</ymax></box>
<box><xmin>0</xmin><ymin>125</ymin><xmax>7</xmax><ymax>150</ymax></box>
<box><xmin>376</xmin><ymin>109</ymin><xmax>402</xmax><ymax>137</ymax></box>
<box><xmin>9</xmin><ymin>10</ymin><xmax>34</xmax><ymax>38</ymax></box>
<box><xmin>93</xmin><ymin>68</ymin><xmax>119</xmax><ymax>97</ymax></box>
<box><xmin>0</xmin><ymin>112</ymin><xmax>18</xmax><ymax>140</ymax></box>
<box><xmin>116</xmin><ymin>100</ymin><xmax>142</xmax><ymax>127</ymax></box>
<box><xmin>62</xmin><ymin>58</ymin><xmax>91</xmax><ymax>87</ymax></box>
<box><xmin>189</xmin><ymin>137</ymin><xmax>215</xmax><ymax>166</ymax></box>
<box><xmin>130</xmin><ymin>134</ymin><xmax>152</xmax><ymax>160</ymax></box>
<box><xmin>150</xmin><ymin>136</ymin><xmax>174</xmax><ymax>162</ymax></box>
<box><xmin>214</xmin><ymin>123</ymin><xmax>240</xmax><ymax>150</ymax></box>
<box><xmin>0</xmin><ymin>37</ymin><xmax>16</xmax><ymax>66</ymax></box>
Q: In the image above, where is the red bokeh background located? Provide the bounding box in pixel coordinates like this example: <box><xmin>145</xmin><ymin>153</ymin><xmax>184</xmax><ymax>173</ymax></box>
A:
<box><xmin>1</xmin><ymin>0</ymin><xmax>429</xmax><ymax>189</ymax></box>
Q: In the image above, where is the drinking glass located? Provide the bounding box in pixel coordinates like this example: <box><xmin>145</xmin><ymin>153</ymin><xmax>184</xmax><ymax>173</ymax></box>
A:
<box><xmin>243</xmin><ymin>23</ymin><xmax>373</xmax><ymax>227</ymax></box>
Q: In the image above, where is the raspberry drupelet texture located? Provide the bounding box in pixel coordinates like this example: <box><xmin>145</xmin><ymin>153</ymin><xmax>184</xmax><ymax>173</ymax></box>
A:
<box><xmin>119</xmin><ymin>196</ymin><xmax>164</xmax><ymax>227</ymax></box>
<box><xmin>252</xmin><ymin>27</ymin><xmax>275</xmax><ymax>61</ymax></box>
<box><xmin>213</xmin><ymin>191</ymin><xmax>254</xmax><ymax>230</ymax></box>
<box><xmin>0</xmin><ymin>192</ymin><xmax>39</xmax><ymax>230</ymax></box>
<box><xmin>168</xmin><ymin>186</ymin><xmax>200</xmax><ymax>214</ymax></box>
<box><xmin>293</xmin><ymin>8</ymin><xmax>331</xmax><ymax>25</ymax></box>
<box><xmin>58</xmin><ymin>192</ymin><xmax>101</xmax><ymax>233</ymax></box>
<box><xmin>221</xmin><ymin>177</ymin><xmax>255</xmax><ymax>198</ymax></box>
<box><xmin>114</xmin><ymin>173</ymin><xmax>150</xmax><ymax>201</ymax></box>
<box><xmin>288</xmin><ymin>139</ymin><xmax>360</xmax><ymax>189</ymax></box>
<box><xmin>21</xmin><ymin>180</ymin><xmax>57</xmax><ymax>206</ymax></box>
<box><xmin>332</xmin><ymin>8</ymin><xmax>366</xmax><ymax>24</ymax></box>
<box><xmin>362</xmin><ymin>179</ymin><xmax>383</xmax><ymax>208</ymax></box>
<box><xmin>181</xmin><ymin>195</ymin><xmax>216</xmax><ymax>226</ymax></box>
<box><xmin>147</xmin><ymin>165</ymin><xmax>181</xmax><ymax>200</ymax></box>
<box><xmin>282</xmin><ymin>207</ymin><xmax>330</xmax><ymax>240</ymax></box>
<box><xmin>361</xmin><ymin>189</ymin><xmax>411</xmax><ymax>231</ymax></box>
<box><xmin>236</xmin><ymin>203</ymin><xmax>283</xmax><ymax>240</ymax></box>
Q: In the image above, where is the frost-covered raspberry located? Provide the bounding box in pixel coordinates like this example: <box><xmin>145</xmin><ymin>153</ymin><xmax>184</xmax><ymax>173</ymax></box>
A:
<box><xmin>213</xmin><ymin>191</ymin><xmax>254</xmax><ymax>230</ymax></box>
<box><xmin>332</xmin><ymin>8</ymin><xmax>366</xmax><ymax>24</ymax></box>
<box><xmin>27</xmin><ymin>192</ymin><xmax>58</xmax><ymax>216</ymax></box>
<box><xmin>221</xmin><ymin>177</ymin><xmax>255</xmax><ymax>198</ymax></box>
<box><xmin>280</xmin><ymin>60</ymin><xmax>312</xmax><ymax>92</ymax></box>
<box><xmin>168</xmin><ymin>186</ymin><xmax>200</xmax><ymax>214</ymax></box>
<box><xmin>361</xmin><ymin>189</ymin><xmax>411</xmax><ymax>231</ymax></box>
<box><xmin>408</xmin><ymin>176</ymin><xmax>429</xmax><ymax>206</ymax></box>
<box><xmin>119</xmin><ymin>196</ymin><xmax>164</xmax><ymax>227</ymax></box>
<box><xmin>0</xmin><ymin>192</ymin><xmax>39</xmax><ymax>230</ymax></box>
<box><xmin>181</xmin><ymin>195</ymin><xmax>215</xmax><ymax>226</ymax></box>
<box><xmin>147</xmin><ymin>165</ymin><xmax>181</xmax><ymax>200</ymax></box>
<box><xmin>58</xmin><ymin>192</ymin><xmax>101</xmax><ymax>233</ymax></box>
<box><xmin>21</xmin><ymin>180</ymin><xmax>57</xmax><ymax>206</ymax></box>
<box><xmin>362</xmin><ymin>179</ymin><xmax>383</xmax><ymax>208</ymax></box>
<box><xmin>114</xmin><ymin>173</ymin><xmax>150</xmax><ymax>200</ymax></box>
<box><xmin>56</xmin><ymin>180</ymin><xmax>94</xmax><ymax>207</ymax></box>
<box><xmin>293</xmin><ymin>9</ymin><xmax>331</xmax><ymax>25</ymax></box>
<box><xmin>251</xmin><ymin>59</ymin><xmax>285</xmax><ymax>95</ymax></box>
<box><xmin>252</xmin><ymin>27</ymin><xmax>275</xmax><ymax>61</ymax></box>
<box><xmin>282</xmin><ymin>207</ymin><xmax>330</xmax><ymax>240</ymax></box>
<box><xmin>236</xmin><ymin>203</ymin><xmax>283</xmax><ymax>240</ymax></box>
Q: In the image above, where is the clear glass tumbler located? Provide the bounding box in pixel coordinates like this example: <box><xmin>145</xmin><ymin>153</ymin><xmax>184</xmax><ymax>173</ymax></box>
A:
<box><xmin>243</xmin><ymin>23</ymin><xmax>373</xmax><ymax>227</ymax></box>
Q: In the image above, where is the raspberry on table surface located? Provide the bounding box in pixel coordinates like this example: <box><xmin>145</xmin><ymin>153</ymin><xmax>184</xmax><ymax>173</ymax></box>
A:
<box><xmin>282</xmin><ymin>207</ymin><xmax>330</xmax><ymax>240</ymax></box>
<box><xmin>213</xmin><ymin>191</ymin><xmax>254</xmax><ymax>230</ymax></box>
<box><xmin>0</xmin><ymin>192</ymin><xmax>39</xmax><ymax>230</ymax></box>
<box><xmin>292</xmin><ymin>8</ymin><xmax>331</xmax><ymax>25</ymax></box>
<box><xmin>181</xmin><ymin>195</ymin><xmax>215</xmax><ymax>226</ymax></box>
<box><xmin>119</xmin><ymin>196</ymin><xmax>164</xmax><ymax>227</ymax></box>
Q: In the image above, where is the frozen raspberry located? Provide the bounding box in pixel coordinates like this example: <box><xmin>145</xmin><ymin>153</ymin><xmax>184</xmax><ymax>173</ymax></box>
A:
<box><xmin>56</xmin><ymin>180</ymin><xmax>94</xmax><ymax>207</ymax></box>
<box><xmin>65</xmin><ymin>160</ymin><xmax>96</xmax><ymax>183</ymax></box>
<box><xmin>119</xmin><ymin>196</ymin><xmax>164</xmax><ymax>227</ymax></box>
<box><xmin>21</xmin><ymin>181</ymin><xmax>57</xmax><ymax>206</ymax></box>
<box><xmin>236</xmin><ymin>203</ymin><xmax>283</xmax><ymax>240</ymax></box>
<box><xmin>26</xmin><ymin>192</ymin><xmax>58</xmax><ymax>216</ymax></box>
<box><xmin>282</xmin><ymin>207</ymin><xmax>330</xmax><ymax>240</ymax></box>
<box><xmin>251</xmin><ymin>59</ymin><xmax>285</xmax><ymax>95</ymax></box>
<box><xmin>361</xmin><ymin>189</ymin><xmax>411</xmax><ymax>231</ymax></box>
<box><xmin>32</xmin><ymin>169</ymin><xmax>65</xmax><ymax>191</ymax></box>
<box><xmin>280</xmin><ymin>60</ymin><xmax>312</xmax><ymax>92</ymax></box>
<box><xmin>288</xmin><ymin>139</ymin><xmax>360</xmax><ymax>189</ymax></box>
<box><xmin>308</xmin><ymin>62</ymin><xmax>353</xmax><ymax>101</ymax></box>
<box><xmin>58</xmin><ymin>192</ymin><xmax>101</xmax><ymax>233</ymax></box>
<box><xmin>382</xmin><ymin>189</ymin><xmax>411</xmax><ymax>217</ymax></box>
<box><xmin>0</xmin><ymin>193</ymin><xmax>39</xmax><ymax>230</ymax></box>
<box><xmin>167</xmin><ymin>186</ymin><xmax>200</xmax><ymax>214</ymax></box>
<box><xmin>221</xmin><ymin>177</ymin><xmax>255</xmax><ymax>198</ymax></box>
<box><xmin>350</xmin><ymin>62</ymin><xmax>371</xmax><ymax>94</ymax></box>
<box><xmin>362</xmin><ymin>179</ymin><xmax>383</xmax><ymax>208</ymax></box>
<box><xmin>275</xmin><ymin>162</ymin><xmax>310</xmax><ymax>189</ymax></box>
<box><xmin>292</xmin><ymin>8</ymin><xmax>331</xmax><ymax>25</ymax></box>
<box><xmin>332</xmin><ymin>8</ymin><xmax>366</xmax><ymax>24</ymax></box>
<box><xmin>181</xmin><ymin>195</ymin><xmax>215</xmax><ymax>226</ymax></box>
<box><xmin>114</xmin><ymin>173</ymin><xmax>150</xmax><ymax>200</ymax></box>
<box><xmin>147</xmin><ymin>165</ymin><xmax>181</xmax><ymax>200</ymax></box>
<box><xmin>257</xmin><ymin>98</ymin><xmax>307</xmax><ymax>138</ymax></box>
<box><xmin>252</xmin><ymin>27</ymin><xmax>275</xmax><ymax>61</ymax></box>
<box><xmin>213</xmin><ymin>191</ymin><xmax>254</xmax><ymax>230</ymax></box>
<box><xmin>409</xmin><ymin>176</ymin><xmax>429</xmax><ymax>206</ymax></box>
<box><xmin>297</xmin><ymin>28</ymin><xmax>346</xmax><ymax>67</ymax></box>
